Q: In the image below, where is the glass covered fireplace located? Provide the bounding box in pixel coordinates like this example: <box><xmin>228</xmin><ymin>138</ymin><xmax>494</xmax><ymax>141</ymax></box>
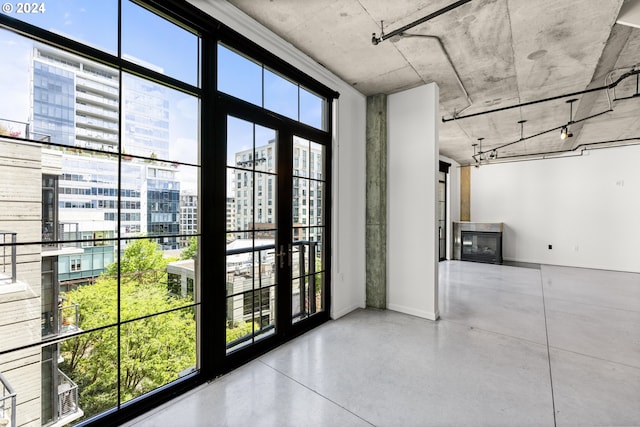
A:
<box><xmin>461</xmin><ymin>231</ymin><xmax>502</xmax><ymax>264</ymax></box>
<box><xmin>453</xmin><ymin>222</ymin><xmax>504</xmax><ymax>265</ymax></box>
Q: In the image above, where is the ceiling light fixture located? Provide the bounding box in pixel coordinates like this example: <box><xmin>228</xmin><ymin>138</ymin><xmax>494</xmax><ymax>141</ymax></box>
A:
<box><xmin>477</xmin><ymin>137</ymin><xmax>484</xmax><ymax>160</ymax></box>
<box><xmin>560</xmin><ymin>99</ymin><xmax>577</xmax><ymax>140</ymax></box>
<box><xmin>518</xmin><ymin>119</ymin><xmax>527</xmax><ymax>141</ymax></box>
<box><xmin>467</xmin><ymin>108</ymin><xmax>614</xmax><ymax>165</ymax></box>
<box><xmin>472</xmin><ymin>141</ymin><xmax>481</xmax><ymax>167</ymax></box>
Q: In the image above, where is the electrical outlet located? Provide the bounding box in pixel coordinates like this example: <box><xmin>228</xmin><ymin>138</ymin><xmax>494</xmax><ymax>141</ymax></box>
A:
<box><xmin>573</xmin><ymin>245</ymin><xmax>579</xmax><ymax>252</ymax></box>
<box><xmin>548</xmin><ymin>244</ymin><xmax>552</xmax><ymax>250</ymax></box>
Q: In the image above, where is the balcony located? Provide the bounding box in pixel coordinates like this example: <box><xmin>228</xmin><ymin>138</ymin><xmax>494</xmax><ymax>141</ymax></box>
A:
<box><xmin>59</xmin><ymin>303</ymin><xmax>81</xmax><ymax>335</ymax></box>
<box><xmin>0</xmin><ymin>118</ymin><xmax>50</xmax><ymax>142</ymax></box>
<box><xmin>55</xmin><ymin>369</ymin><xmax>83</xmax><ymax>426</ymax></box>
<box><xmin>75</xmin><ymin>115</ymin><xmax>119</xmax><ymax>132</ymax></box>
<box><xmin>76</xmin><ymin>77</ymin><xmax>119</xmax><ymax>97</ymax></box>
<box><xmin>224</xmin><ymin>239</ymin><xmax>321</xmax><ymax>350</ymax></box>
<box><xmin>42</xmin><ymin>223</ymin><xmax>84</xmax><ymax>257</ymax></box>
<box><xmin>0</xmin><ymin>373</ymin><xmax>16</xmax><ymax>427</ymax></box>
<box><xmin>75</xmin><ymin>90</ymin><xmax>118</xmax><ymax>108</ymax></box>
<box><xmin>0</xmin><ymin>232</ymin><xmax>16</xmax><ymax>285</ymax></box>
<box><xmin>75</xmin><ymin>127</ymin><xmax>119</xmax><ymax>144</ymax></box>
<box><xmin>76</xmin><ymin>102</ymin><xmax>119</xmax><ymax>120</ymax></box>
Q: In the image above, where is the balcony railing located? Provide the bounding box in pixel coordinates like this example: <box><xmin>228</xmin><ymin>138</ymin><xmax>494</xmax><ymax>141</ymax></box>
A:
<box><xmin>0</xmin><ymin>232</ymin><xmax>17</xmax><ymax>285</ymax></box>
<box><xmin>0</xmin><ymin>373</ymin><xmax>16</xmax><ymax>427</ymax></box>
<box><xmin>42</xmin><ymin>222</ymin><xmax>81</xmax><ymax>252</ymax></box>
<box><xmin>57</xmin><ymin>370</ymin><xmax>80</xmax><ymax>420</ymax></box>
<box><xmin>291</xmin><ymin>240</ymin><xmax>319</xmax><ymax>317</ymax></box>
<box><xmin>76</xmin><ymin>90</ymin><xmax>118</xmax><ymax>107</ymax></box>
<box><xmin>0</xmin><ymin>118</ymin><xmax>51</xmax><ymax>142</ymax></box>
<box><xmin>75</xmin><ymin>115</ymin><xmax>119</xmax><ymax>131</ymax></box>
<box><xmin>59</xmin><ymin>303</ymin><xmax>80</xmax><ymax>334</ymax></box>
<box><xmin>76</xmin><ymin>102</ymin><xmax>119</xmax><ymax>120</ymax></box>
<box><xmin>225</xmin><ymin>240</ymin><xmax>320</xmax><ymax>350</ymax></box>
<box><xmin>75</xmin><ymin>127</ymin><xmax>119</xmax><ymax>143</ymax></box>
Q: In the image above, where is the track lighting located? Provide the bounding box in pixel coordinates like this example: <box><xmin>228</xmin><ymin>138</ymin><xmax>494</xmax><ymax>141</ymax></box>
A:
<box><xmin>560</xmin><ymin>99</ymin><xmax>577</xmax><ymax>140</ymax></box>
<box><xmin>560</xmin><ymin>126</ymin><xmax>574</xmax><ymax>140</ymax></box>
<box><xmin>560</xmin><ymin>127</ymin><xmax>567</xmax><ymax>139</ymax></box>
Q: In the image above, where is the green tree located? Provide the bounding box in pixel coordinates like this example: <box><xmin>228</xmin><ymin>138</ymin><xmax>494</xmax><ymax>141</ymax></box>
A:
<box><xmin>180</xmin><ymin>236</ymin><xmax>198</xmax><ymax>260</ymax></box>
<box><xmin>106</xmin><ymin>238</ymin><xmax>168</xmax><ymax>277</ymax></box>
<box><xmin>60</xmin><ymin>239</ymin><xmax>196</xmax><ymax>419</ymax></box>
<box><xmin>226</xmin><ymin>321</ymin><xmax>258</xmax><ymax>344</ymax></box>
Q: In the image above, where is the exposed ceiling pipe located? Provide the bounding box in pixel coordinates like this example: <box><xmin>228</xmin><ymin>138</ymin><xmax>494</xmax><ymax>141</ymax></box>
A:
<box><xmin>469</xmin><ymin>137</ymin><xmax>640</xmax><ymax>166</ymax></box>
<box><xmin>442</xmin><ymin>68</ymin><xmax>640</xmax><ymax>122</ymax></box>
<box><xmin>371</xmin><ymin>0</ymin><xmax>472</xmax><ymax>45</ymax></box>
<box><xmin>398</xmin><ymin>33</ymin><xmax>472</xmax><ymax>116</ymax></box>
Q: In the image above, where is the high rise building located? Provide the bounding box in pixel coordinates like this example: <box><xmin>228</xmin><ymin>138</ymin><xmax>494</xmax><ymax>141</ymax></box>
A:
<box><xmin>146</xmin><ymin>165</ymin><xmax>180</xmax><ymax>250</ymax></box>
<box><xmin>232</xmin><ymin>138</ymin><xmax>324</xmax><ymax>241</ymax></box>
<box><xmin>31</xmin><ymin>45</ymin><xmax>180</xmax><ymax>248</ymax></box>
<box><xmin>225</xmin><ymin>197</ymin><xmax>235</xmax><ymax>238</ymax></box>
<box><xmin>180</xmin><ymin>194</ymin><xmax>198</xmax><ymax>247</ymax></box>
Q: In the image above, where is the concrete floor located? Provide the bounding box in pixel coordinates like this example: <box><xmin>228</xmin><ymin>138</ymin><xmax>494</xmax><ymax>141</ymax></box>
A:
<box><xmin>125</xmin><ymin>261</ymin><xmax>640</xmax><ymax>426</ymax></box>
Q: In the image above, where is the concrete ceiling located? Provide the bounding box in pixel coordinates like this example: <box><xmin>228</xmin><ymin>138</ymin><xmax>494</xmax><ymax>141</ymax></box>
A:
<box><xmin>221</xmin><ymin>0</ymin><xmax>640</xmax><ymax>165</ymax></box>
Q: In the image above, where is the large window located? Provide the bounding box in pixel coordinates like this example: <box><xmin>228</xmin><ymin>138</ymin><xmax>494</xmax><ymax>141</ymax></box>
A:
<box><xmin>0</xmin><ymin>2</ymin><xmax>201</xmax><ymax>425</ymax></box>
<box><xmin>0</xmin><ymin>1</ymin><xmax>335</xmax><ymax>426</ymax></box>
<box><xmin>218</xmin><ymin>44</ymin><xmax>328</xmax><ymax>131</ymax></box>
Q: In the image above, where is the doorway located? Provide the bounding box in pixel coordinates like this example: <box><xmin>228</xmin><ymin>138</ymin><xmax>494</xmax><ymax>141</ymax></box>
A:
<box><xmin>438</xmin><ymin>161</ymin><xmax>450</xmax><ymax>261</ymax></box>
<box><xmin>222</xmin><ymin>105</ymin><xmax>330</xmax><ymax>359</ymax></box>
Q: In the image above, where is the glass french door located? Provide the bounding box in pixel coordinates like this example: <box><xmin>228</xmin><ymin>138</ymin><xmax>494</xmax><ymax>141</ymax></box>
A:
<box><xmin>223</xmin><ymin>112</ymin><xmax>328</xmax><ymax>356</ymax></box>
<box><xmin>225</xmin><ymin>115</ymin><xmax>278</xmax><ymax>353</ymax></box>
<box><xmin>290</xmin><ymin>136</ymin><xmax>326</xmax><ymax>323</ymax></box>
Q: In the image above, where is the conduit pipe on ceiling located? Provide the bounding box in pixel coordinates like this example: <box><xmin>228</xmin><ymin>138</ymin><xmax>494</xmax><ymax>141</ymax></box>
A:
<box><xmin>398</xmin><ymin>33</ymin><xmax>472</xmax><ymax>116</ymax></box>
<box><xmin>470</xmin><ymin>137</ymin><xmax>640</xmax><ymax>166</ymax></box>
<box><xmin>471</xmin><ymin>108</ymin><xmax>612</xmax><ymax>163</ymax></box>
<box><xmin>442</xmin><ymin>68</ymin><xmax>640</xmax><ymax>122</ymax></box>
<box><xmin>371</xmin><ymin>0</ymin><xmax>472</xmax><ymax>45</ymax></box>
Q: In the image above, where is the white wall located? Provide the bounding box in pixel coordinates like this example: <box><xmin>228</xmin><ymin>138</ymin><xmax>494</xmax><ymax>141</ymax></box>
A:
<box><xmin>471</xmin><ymin>145</ymin><xmax>640</xmax><ymax>273</ymax></box>
<box><xmin>440</xmin><ymin>155</ymin><xmax>461</xmax><ymax>260</ymax></box>
<box><xmin>188</xmin><ymin>0</ymin><xmax>367</xmax><ymax>318</ymax></box>
<box><xmin>388</xmin><ymin>83</ymin><xmax>439</xmax><ymax>320</ymax></box>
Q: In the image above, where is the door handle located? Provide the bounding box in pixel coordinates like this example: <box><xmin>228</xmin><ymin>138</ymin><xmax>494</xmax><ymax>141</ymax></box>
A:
<box><xmin>277</xmin><ymin>245</ymin><xmax>286</xmax><ymax>268</ymax></box>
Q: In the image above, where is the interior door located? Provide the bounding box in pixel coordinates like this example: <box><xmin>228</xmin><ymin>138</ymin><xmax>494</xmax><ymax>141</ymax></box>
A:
<box><xmin>438</xmin><ymin>161</ymin><xmax>450</xmax><ymax>261</ymax></box>
<box><xmin>438</xmin><ymin>172</ymin><xmax>447</xmax><ymax>261</ymax></box>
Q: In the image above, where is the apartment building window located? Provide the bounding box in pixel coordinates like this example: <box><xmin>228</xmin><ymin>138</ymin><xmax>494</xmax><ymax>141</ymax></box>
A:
<box><xmin>70</xmin><ymin>258</ymin><xmax>81</xmax><ymax>272</ymax></box>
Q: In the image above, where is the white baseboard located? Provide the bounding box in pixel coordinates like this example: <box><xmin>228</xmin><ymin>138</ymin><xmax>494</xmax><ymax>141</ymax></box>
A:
<box><xmin>388</xmin><ymin>304</ymin><xmax>439</xmax><ymax>321</ymax></box>
<box><xmin>331</xmin><ymin>303</ymin><xmax>364</xmax><ymax>320</ymax></box>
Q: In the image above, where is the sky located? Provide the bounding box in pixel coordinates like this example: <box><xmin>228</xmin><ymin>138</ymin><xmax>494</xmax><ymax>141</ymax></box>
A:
<box><xmin>1</xmin><ymin>0</ymin><xmax>198</xmax><ymax>84</ymax></box>
<box><xmin>0</xmin><ymin>1</ymin><xmax>324</xmax><ymax>196</ymax></box>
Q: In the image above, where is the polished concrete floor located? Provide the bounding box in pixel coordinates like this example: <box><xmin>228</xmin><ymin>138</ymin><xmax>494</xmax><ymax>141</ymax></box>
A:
<box><xmin>126</xmin><ymin>261</ymin><xmax>640</xmax><ymax>426</ymax></box>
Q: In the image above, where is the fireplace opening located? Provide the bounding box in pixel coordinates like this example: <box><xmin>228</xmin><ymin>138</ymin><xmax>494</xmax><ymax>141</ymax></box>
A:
<box><xmin>461</xmin><ymin>231</ymin><xmax>503</xmax><ymax>264</ymax></box>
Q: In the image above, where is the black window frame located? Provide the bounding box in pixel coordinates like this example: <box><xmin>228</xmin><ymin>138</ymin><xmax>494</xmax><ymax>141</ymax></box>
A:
<box><xmin>0</xmin><ymin>1</ymin><xmax>338</xmax><ymax>426</ymax></box>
